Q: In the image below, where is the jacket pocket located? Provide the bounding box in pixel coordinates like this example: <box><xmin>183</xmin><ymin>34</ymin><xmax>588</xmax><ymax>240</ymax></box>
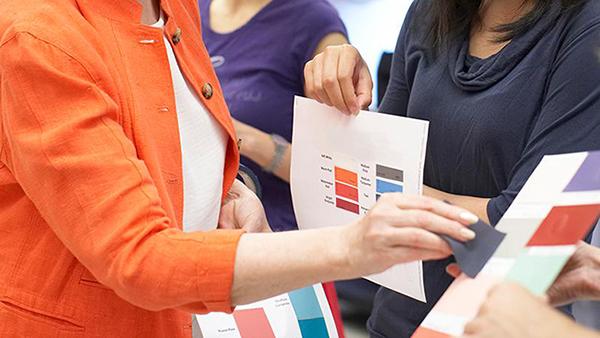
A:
<box><xmin>79</xmin><ymin>268</ymin><xmax>112</xmax><ymax>291</ymax></box>
<box><xmin>0</xmin><ymin>298</ymin><xmax>84</xmax><ymax>332</ymax></box>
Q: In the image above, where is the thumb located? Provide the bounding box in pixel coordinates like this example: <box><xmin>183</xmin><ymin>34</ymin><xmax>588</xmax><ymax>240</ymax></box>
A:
<box><xmin>355</xmin><ymin>64</ymin><xmax>373</xmax><ymax>109</ymax></box>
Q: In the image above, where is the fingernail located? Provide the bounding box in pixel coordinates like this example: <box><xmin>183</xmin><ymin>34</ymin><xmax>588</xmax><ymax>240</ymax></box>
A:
<box><xmin>460</xmin><ymin>228</ymin><xmax>476</xmax><ymax>240</ymax></box>
<box><xmin>459</xmin><ymin>211</ymin><xmax>479</xmax><ymax>224</ymax></box>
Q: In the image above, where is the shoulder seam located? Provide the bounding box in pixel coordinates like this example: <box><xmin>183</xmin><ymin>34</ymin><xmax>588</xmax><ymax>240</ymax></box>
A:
<box><xmin>0</xmin><ymin>31</ymin><xmax>101</xmax><ymax>85</ymax></box>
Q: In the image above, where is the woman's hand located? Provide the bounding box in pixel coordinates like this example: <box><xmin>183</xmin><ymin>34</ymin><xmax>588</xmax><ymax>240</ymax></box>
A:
<box><xmin>547</xmin><ymin>241</ymin><xmax>600</xmax><ymax>306</ymax></box>
<box><xmin>341</xmin><ymin>194</ymin><xmax>478</xmax><ymax>276</ymax></box>
<box><xmin>304</xmin><ymin>44</ymin><xmax>373</xmax><ymax>115</ymax></box>
<box><xmin>460</xmin><ymin>282</ymin><xmax>597</xmax><ymax>338</ymax></box>
<box><xmin>219</xmin><ymin>179</ymin><xmax>270</xmax><ymax>233</ymax></box>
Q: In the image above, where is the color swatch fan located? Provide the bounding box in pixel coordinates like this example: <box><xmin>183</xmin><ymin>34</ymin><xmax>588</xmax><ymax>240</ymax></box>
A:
<box><xmin>196</xmin><ymin>284</ymin><xmax>338</xmax><ymax>338</ymax></box>
<box><xmin>413</xmin><ymin>151</ymin><xmax>600</xmax><ymax>338</ymax></box>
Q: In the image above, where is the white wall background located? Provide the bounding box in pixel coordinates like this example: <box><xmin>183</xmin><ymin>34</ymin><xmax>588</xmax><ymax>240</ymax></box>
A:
<box><xmin>328</xmin><ymin>0</ymin><xmax>412</xmax><ymax>105</ymax></box>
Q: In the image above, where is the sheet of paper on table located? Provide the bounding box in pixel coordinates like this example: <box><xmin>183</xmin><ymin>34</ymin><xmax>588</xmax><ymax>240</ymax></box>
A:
<box><xmin>290</xmin><ymin>96</ymin><xmax>430</xmax><ymax>302</ymax></box>
<box><xmin>413</xmin><ymin>151</ymin><xmax>600</xmax><ymax>338</ymax></box>
<box><xmin>196</xmin><ymin>284</ymin><xmax>338</xmax><ymax>338</ymax></box>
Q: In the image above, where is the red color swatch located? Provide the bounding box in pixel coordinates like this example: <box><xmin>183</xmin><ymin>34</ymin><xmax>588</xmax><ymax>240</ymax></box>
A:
<box><xmin>233</xmin><ymin>308</ymin><xmax>275</xmax><ymax>338</ymax></box>
<box><xmin>336</xmin><ymin>182</ymin><xmax>359</xmax><ymax>202</ymax></box>
<box><xmin>412</xmin><ymin>327</ymin><xmax>452</xmax><ymax>338</ymax></box>
<box><xmin>527</xmin><ymin>204</ymin><xmax>600</xmax><ymax>246</ymax></box>
<box><xmin>336</xmin><ymin>198</ymin><xmax>359</xmax><ymax>214</ymax></box>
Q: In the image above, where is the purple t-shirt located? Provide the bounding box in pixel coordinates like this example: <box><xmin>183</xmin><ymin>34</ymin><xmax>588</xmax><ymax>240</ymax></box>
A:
<box><xmin>200</xmin><ymin>0</ymin><xmax>347</xmax><ymax>231</ymax></box>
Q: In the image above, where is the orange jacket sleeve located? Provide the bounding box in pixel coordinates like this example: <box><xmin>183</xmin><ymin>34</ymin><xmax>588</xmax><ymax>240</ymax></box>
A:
<box><xmin>0</xmin><ymin>32</ymin><xmax>243</xmax><ymax>313</ymax></box>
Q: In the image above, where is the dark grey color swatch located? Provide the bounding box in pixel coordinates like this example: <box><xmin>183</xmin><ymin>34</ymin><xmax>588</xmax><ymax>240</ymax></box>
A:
<box><xmin>442</xmin><ymin>220</ymin><xmax>507</xmax><ymax>278</ymax></box>
<box><xmin>375</xmin><ymin>164</ymin><xmax>404</xmax><ymax>182</ymax></box>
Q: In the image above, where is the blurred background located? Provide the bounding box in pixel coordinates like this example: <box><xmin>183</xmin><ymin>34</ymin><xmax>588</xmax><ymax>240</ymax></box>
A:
<box><xmin>327</xmin><ymin>1</ymin><xmax>410</xmax><ymax>337</ymax></box>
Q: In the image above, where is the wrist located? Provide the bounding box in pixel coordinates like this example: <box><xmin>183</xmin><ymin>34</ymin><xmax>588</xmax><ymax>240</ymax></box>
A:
<box><xmin>240</xmin><ymin>128</ymin><xmax>273</xmax><ymax>167</ymax></box>
<box><xmin>327</xmin><ymin>226</ymin><xmax>353</xmax><ymax>280</ymax></box>
<box><xmin>263</xmin><ymin>134</ymin><xmax>288</xmax><ymax>174</ymax></box>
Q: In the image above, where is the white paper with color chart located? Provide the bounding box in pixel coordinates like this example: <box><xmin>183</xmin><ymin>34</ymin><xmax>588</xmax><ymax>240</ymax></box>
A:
<box><xmin>290</xmin><ymin>96</ymin><xmax>430</xmax><ymax>302</ymax></box>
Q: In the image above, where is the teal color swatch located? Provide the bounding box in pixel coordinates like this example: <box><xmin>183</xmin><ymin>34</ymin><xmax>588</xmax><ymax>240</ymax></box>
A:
<box><xmin>298</xmin><ymin>318</ymin><xmax>329</xmax><ymax>338</ymax></box>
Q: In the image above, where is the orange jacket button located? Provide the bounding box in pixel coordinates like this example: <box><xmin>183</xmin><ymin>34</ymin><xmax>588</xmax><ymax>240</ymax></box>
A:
<box><xmin>202</xmin><ymin>83</ymin><xmax>213</xmax><ymax>100</ymax></box>
<box><xmin>172</xmin><ymin>28</ymin><xmax>182</xmax><ymax>44</ymax></box>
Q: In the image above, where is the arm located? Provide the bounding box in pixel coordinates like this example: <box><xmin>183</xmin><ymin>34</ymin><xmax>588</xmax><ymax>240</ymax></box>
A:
<box><xmin>1</xmin><ymin>32</ymin><xmax>478</xmax><ymax>311</ymax></box>
<box><xmin>231</xmin><ymin>193</ymin><xmax>479</xmax><ymax>305</ymax></box>
<box><xmin>235</xmin><ymin>33</ymin><xmax>349</xmax><ymax>183</ymax></box>
<box><xmin>424</xmin><ymin>186</ymin><xmax>491</xmax><ymax>224</ymax></box>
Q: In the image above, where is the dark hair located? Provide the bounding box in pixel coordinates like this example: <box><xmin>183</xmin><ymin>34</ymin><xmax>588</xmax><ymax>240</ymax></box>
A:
<box><xmin>420</xmin><ymin>0</ymin><xmax>583</xmax><ymax>52</ymax></box>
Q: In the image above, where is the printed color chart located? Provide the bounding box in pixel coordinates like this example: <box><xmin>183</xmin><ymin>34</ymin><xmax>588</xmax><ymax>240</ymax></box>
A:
<box><xmin>292</xmin><ymin>96</ymin><xmax>430</xmax><ymax>301</ymax></box>
<box><xmin>333</xmin><ymin>163</ymin><xmax>406</xmax><ymax>214</ymax></box>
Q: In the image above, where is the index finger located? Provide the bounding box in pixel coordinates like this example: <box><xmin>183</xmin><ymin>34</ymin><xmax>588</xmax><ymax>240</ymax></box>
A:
<box><xmin>387</xmin><ymin>194</ymin><xmax>479</xmax><ymax>226</ymax></box>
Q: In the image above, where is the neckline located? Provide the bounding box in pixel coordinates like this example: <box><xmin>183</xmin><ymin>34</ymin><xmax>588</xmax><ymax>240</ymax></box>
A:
<box><xmin>150</xmin><ymin>12</ymin><xmax>165</xmax><ymax>28</ymax></box>
<box><xmin>204</xmin><ymin>0</ymin><xmax>276</xmax><ymax>36</ymax></box>
<box><xmin>448</xmin><ymin>1</ymin><xmax>562</xmax><ymax>92</ymax></box>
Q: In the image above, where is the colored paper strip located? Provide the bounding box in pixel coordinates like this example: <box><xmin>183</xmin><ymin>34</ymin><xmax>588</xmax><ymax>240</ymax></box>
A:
<box><xmin>288</xmin><ymin>286</ymin><xmax>325</xmax><ymax>320</ymax></box>
<box><xmin>412</xmin><ymin>327</ymin><xmax>452</xmax><ymax>338</ymax></box>
<box><xmin>564</xmin><ymin>151</ymin><xmax>600</xmax><ymax>192</ymax></box>
<box><xmin>376</xmin><ymin>179</ymin><xmax>404</xmax><ymax>194</ymax></box>
<box><xmin>506</xmin><ymin>251</ymin><xmax>571</xmax><ymax>296</ymax></box>
<box><xmin>527</xmin><ymin>204</ymin><xmax>600</xmax><ymax>246</ymax></box>
<box><xmin>430</xmin><ymin>274</ymin><xmax>500</xmax><ymax>318</ymax></box>
<box><xmin>441</xmin><ymin>220</ymin><xmax>506</xmax><ymax>278</ymax></box>
<box><xmin>494</xmin><ymin>218</ymin><xmax>544</xmax><ymax>258</ymax></box>
<box><xmin>334</xmin><ymin>166</ymin><xmax>358</xmax><ymax>187</ymax></box>
<box><xmin>298</xmin><ymin>318</ymin><xmax>329</xmax><ymax>338</ymax></box>
<box><xmin>335</xmin><ymin>182</ymin><xmax>359</xmax><ymax>202</ymax></box>
<box><xmin>376</xmin><ymin>164</ymin><xmax>404</xmax><ymax>182</ymax></box>
<box><xmin>233</xmin><ymin>308</ymin><xmax>276</xmax><ymax>338</ymax></box>
<box><xmin>336</xmin><ymin>198</ymin><xmax>359</xmax><ymax>214</ymax></box>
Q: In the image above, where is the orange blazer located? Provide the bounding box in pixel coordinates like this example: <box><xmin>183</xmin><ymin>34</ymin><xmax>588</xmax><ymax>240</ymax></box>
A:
<box><xmin>0</xmin><ymin>0</ymin><xmax>244</xmax><ymax>336</ymax></box>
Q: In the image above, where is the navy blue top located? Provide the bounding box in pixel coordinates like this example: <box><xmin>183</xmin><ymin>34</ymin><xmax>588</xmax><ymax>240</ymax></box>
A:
<box><xmin>199</xmin><ymin>0</ymin><xmax>346</xmax><ymax>231</ymax></box>
<box><xmin>368</xmin><ymin>1</ymin><xmax>600</xmax><ymax>337</ymax></box>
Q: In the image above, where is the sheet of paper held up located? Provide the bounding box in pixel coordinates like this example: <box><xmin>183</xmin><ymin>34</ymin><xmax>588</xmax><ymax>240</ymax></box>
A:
<box><xmin>291</xmin><ymin>96</ymin><xmax>430</xmax><ymax>302</ymax></box>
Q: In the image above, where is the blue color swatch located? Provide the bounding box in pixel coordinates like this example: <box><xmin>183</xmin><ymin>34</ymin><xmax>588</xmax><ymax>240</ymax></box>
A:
<box><xmin>376</xmin><ymin>179</ymin><xmax>403</xmax><ymax>194</ymax></box>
